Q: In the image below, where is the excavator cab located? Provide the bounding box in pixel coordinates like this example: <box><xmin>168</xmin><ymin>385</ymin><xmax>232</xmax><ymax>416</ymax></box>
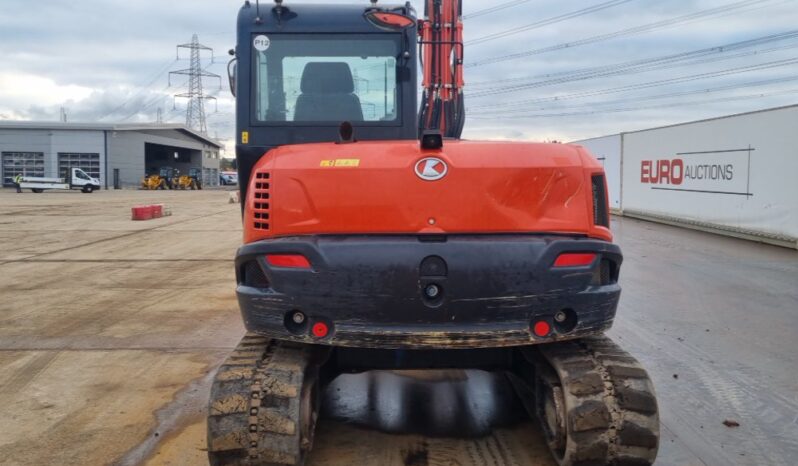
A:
<box><xmin>231</xmin><ymin>2</ymin><xmax>418</xmax><ymax>205</ymax></box>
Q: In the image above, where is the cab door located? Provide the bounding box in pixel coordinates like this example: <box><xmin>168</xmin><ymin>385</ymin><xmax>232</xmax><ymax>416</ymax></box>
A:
<box><xmin>72</xmin><ymin>168</ymin><xmax>91</xmax><ymax>187</ymax></box>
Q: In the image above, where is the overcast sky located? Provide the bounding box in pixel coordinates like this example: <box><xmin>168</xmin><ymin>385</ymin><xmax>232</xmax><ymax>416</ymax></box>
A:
<box><xmin>1</xmin><ymin>0</ymin><xmax>797</xmax><ymax>153</ymax></box>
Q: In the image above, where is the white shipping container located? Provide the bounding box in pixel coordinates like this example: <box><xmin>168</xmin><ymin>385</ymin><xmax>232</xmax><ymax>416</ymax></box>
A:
<box><xmin>621</xmin><ymin>105</ymin><xmax>798</xmax><ymax>244</ymax></box>
<box><xmin>571</xmin><ymin>134</ymin><xmax>622</xmax><ymax>211</ymax></box>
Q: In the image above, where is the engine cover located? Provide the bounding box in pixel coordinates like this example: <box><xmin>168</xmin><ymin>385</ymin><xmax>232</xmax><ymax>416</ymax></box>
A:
<box><xmin>244</xmin><ymin>140</ymin><xmax>610</xmax><ymax>243</ymax></box>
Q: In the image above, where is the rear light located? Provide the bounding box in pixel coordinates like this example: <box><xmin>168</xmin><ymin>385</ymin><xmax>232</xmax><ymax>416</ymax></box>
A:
<box><xmin>311</xmin><ymin>321</ymin><xmax>329</xmax><ymax>338</ymax></box>
<box><xmin>553</xmin><ymin>253</ymin><xmax>597</xmax><ymax>267</ymax></box>
<box><xmin>366</xmin><ymin>11</ymin><xmax>415</xmax><ymax>28</ymax></box>
<box><xmin>533</xmin><ymin>320</ymin><xmax>551</xmax><ymax>337</ymax></box>
<box><xmin>265</xmin><ymin>254</ymin><xmax>311</xmax><ymax>269</ymax></box>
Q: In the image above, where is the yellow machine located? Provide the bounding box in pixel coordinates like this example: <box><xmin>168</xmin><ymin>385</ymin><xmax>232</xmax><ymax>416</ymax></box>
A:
<box><xmin>171</xmin><ymin>172</ymin><xmax>198</xmax><ymax>190</ymax></box>
<box><xmin>140</xmin><ymin>175</ymin><xmax>167</xmax><ymax>190</ymax></box>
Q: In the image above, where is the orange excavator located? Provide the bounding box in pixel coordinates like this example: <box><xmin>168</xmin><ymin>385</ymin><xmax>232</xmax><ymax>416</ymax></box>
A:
<box><xmin>208</xmin><ymin>2</ymin><xmax>659</xmax><ymax>465</ymax></box>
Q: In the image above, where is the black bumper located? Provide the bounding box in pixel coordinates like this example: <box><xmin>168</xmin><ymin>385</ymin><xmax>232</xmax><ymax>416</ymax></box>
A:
<box><xmin>235</xmin><ymin>235</ymin><xmax>622</xmax><ymax>349</ymax></box>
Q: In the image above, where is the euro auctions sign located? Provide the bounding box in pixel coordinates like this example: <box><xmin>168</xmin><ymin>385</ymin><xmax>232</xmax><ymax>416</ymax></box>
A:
<box><xmin>621</xmin><ymin>106</ymin><xmax>798</xmax><ymax>241</ymax></box>
<box><xmin>640</xmin><ymin>148</ymin><xmax>753</xmax><ymax>196</ymax></box>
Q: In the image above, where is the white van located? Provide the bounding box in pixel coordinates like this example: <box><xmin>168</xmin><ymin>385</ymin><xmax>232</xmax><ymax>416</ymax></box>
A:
<box><xmin>18</xmin><ymin>168</ymin><xmax>101</xmax><ymax>193</ymax></box>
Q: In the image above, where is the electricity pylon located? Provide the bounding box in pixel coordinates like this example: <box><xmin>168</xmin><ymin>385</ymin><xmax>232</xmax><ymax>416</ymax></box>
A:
<box><xmin>169</xmin><ymin>34</ymin><xmax>221</xmax><ymax>134</ymax></box>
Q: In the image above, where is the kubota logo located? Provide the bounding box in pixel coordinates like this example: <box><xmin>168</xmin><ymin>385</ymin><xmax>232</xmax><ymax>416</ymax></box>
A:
<box><xmin>415</xmin><ymin>157</ymin><xmax>448</xmax><ymax>181</ymax></box>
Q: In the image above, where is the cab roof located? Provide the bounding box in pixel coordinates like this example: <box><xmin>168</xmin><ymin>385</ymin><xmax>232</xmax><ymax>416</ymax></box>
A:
<box><xmin>237</xmin><ymin>2</ymin><xmax>414</xmax><ymax>34</ymax></box>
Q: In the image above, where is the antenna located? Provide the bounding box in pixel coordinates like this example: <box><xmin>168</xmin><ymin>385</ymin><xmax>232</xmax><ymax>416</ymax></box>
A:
<box><xmin>255</xmin><ymin>0</ymin><xmax>262</xmax><ymax>24</ymax></box>
<box><xmin>274</xmin><ymin>0</ymin><xmax>286</xmax><ymax>24</ymax></box>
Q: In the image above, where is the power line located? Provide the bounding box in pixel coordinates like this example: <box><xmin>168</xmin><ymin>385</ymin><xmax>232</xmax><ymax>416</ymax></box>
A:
<box><xmin>473</xmin><ymin>75</ymin><xmax>798</xmax><ymax>115</ymax></box>
<box><xmin>462</xmin><ymin>0</ymin><xmax>533</xmax><ymax>20</ymax></box>
<box><xmin>119</xmin><ymin>61</ymin><xmax>225</xmax><ymax>123</ymax></box>
<box><xmin>469</xmin><ymin>46</ymin><xmax>798</xmax><ymax>99</ymax></box>
<box><xmin>119</xmin><ymin>74</ymin><xmax>194</xmax><ymax>122</ymax></box>
<box><xmin>467</xmin><ymin>0</ymin><xmax>636</xmax><ymax>46</ymax></box>
<box><xmin>97</xmin><ymin>57</ymin><xmax>177</xmax><ymax>121</ymax></box>
<box><xmin>466</xmin><ymin>0</ymin><xmax>779</xmax><ymax>68</ymax></box>
<box><xmin>119</xmin><ymin>76</ymin><xmax>189</xmax><ymax>122</ymax></box>
<box><xmin>468</xmin><ymin>88</ymin><xmax>798</xmax><ymax>120</ymax></box>
<box><xmin>115</xmin><ymin>80</ymin><xmax>176</xmax><ymax>122</ymax></box>
<box><xmin>467</xmin><ymin>33</ymin><xmax>798</xmax><ymax>99</ymax></box>
<box><xmin>466</xmin><ymin>57</ymin><xmax>798</xmax><ymax>110</ymax></box>
<box><xmin>118</xmin><ymin>88</ymin><xmax>176</xmax><ymax>122</ymax></box>
<box><xmin>468</xmin><ymin>30</ymin><xmax>798</xmax><ymax>90</ymax></box>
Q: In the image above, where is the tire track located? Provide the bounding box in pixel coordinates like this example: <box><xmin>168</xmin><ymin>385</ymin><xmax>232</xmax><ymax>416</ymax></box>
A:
<box><xmin>0</xmin><ymin>208</ymin><xmax>233</xmax><ymax>267</ymax></box>
<box><xmin>614</xmin><ymin>319</ymin><xmax>798</xmax><ymax>465</ymax></box>
<box><xmin>0</xmin><ymin>351</ymin><xmax>60</xmax><ymax>402</ymax></box>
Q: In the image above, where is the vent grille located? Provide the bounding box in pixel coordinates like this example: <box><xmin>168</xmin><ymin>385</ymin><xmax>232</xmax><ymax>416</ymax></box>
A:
<box><xmin>252</xmin><ymin>171</ymin><xmax>271</xmax><ymax>230</ymax></box>
<box><xmin>242</xmin><ymin>260</ymin><xmax>269</xmax><ymax>288</ymax></box>
<box><xmin>591</xmin><ymin>174</ymin><xmax>609</xmax><ymax>227</ymax></box>
<box><xmin>591</xmin><ymin>259</ymin><xmax>618</xmax><ymax>286</ymax></box>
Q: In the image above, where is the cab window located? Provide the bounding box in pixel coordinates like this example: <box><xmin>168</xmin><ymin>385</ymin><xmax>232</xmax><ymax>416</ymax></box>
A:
<box><xmin>254</xmin><ymin>35</ymin><xmax>400</xmax><ymax>124</ymax></box>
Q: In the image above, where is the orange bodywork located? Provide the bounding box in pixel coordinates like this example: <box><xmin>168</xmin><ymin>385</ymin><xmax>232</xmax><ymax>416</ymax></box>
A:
<box><xmin>243</xmin><ymin>140</ymin><xmax>611</xmax><ymax>244</ymax></box>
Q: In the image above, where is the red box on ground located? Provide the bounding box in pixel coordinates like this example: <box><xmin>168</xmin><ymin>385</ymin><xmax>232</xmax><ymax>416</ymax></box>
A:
<box><xmin>131</xmin><ymin>205</ymin><xmax>154</xmax><ymax>221</ymax></box>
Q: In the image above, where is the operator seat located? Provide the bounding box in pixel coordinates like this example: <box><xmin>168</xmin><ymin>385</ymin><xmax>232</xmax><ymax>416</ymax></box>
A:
<box><xmin>294</xmin><ymin>62</ymin><xmax>364</xmax><ymax>122</ymax></box>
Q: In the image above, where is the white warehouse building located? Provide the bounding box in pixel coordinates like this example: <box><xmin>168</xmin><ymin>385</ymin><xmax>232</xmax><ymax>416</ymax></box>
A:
<box><xmin>573</xmin><ymin>104</ymin><xmax>798</xmax><ymax>249</ymax></box>
<box><xmin>0</xmin><ymin>122</ymin><xmax>223</xmax><ymax>189</ymax></box>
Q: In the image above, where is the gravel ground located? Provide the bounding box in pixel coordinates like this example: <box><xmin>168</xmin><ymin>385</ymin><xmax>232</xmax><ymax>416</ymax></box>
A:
<box><xmin>0</xmin><ymin>188</ymin><xmax>795</xmax><ymax>466</ymax></box>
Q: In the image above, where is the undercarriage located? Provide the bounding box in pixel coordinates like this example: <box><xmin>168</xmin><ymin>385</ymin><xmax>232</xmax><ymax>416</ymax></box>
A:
<box><xmin>207</xmin><ymin>335</ymin><xmax>658</xmax><ymax>466</ymax></box>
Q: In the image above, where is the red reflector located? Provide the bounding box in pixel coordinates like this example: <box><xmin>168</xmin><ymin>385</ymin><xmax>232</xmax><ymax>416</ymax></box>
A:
<box><xmin>311</xmin><ymin>322</ymin><xmax>329</xmax><ymax>338</ymax></box>
<box><xmin>533</xmin><ymin>321</ymin><xmax>551</xmax><ymax>337</ymax></box>
<box><xmin>553</xmin><ymin>253</ymin><xmax>597</xmax><ymax>267</ymax></box>
<box><xmin>265</xmin><ymin>254</ymin><xmax>311</xmax><ymax>269</ymax></box>
<box><xmin>369</xmin><ymin>12</ymin><xmax>415</xmax><ymax>27</ymax></box>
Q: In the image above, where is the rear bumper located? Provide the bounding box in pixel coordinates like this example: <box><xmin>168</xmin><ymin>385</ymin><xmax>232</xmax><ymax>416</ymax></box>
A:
<box><xmin>235</xmin><ymin>235</ymin><xmax>622</xmax><ymax>349</ymax></box>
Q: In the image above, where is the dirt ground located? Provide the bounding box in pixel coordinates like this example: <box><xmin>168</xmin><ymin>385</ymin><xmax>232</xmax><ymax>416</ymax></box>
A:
<box><xmin>0</xmin><ymin>188</ymin><xmax>796</xmax><ymax>466</ymax></box>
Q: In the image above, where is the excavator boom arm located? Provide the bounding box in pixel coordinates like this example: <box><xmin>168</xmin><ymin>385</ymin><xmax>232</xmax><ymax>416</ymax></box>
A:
<box><xmin>418</xmin><ymin>0</ymin><xmax>465</xmax><ymax>138</ymax></box>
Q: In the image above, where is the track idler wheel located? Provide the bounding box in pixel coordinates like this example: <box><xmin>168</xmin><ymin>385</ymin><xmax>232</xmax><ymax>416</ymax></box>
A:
<box><xmin>207</xmin><ymin>334</ymin><xmax>325</xmax><ymax>465</ymax></box>
<box><xmin>517</xmin><ymin>336</ymin><xmax>660</xmax><ymax>466</ymax></box>
<box><xmin>536</xmin><ymin>363</ymin><xmax>568</xmax><ymax>458</ymax></box>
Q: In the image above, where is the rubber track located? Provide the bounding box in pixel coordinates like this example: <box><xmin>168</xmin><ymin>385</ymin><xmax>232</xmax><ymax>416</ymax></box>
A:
<box><xmin>207</xmin><ymin>334</ymin><xmax>315</xmax><ymax>466</ymax></box>
<box><xmin>533</xmin><ymin>335</ymin><xmax>660</xmax><ymax>466</ymax></box>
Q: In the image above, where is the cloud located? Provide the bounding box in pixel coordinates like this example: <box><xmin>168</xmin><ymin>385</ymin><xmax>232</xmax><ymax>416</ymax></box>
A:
<box><xmin>1</xmin><ymin>0</ymin><xmax>797</xmax><ymax>151</ymax></box>
<box><xmin>0</xmin><ymin>72</ymin><xmax>93</xmax><ymax>107</ymax></box>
